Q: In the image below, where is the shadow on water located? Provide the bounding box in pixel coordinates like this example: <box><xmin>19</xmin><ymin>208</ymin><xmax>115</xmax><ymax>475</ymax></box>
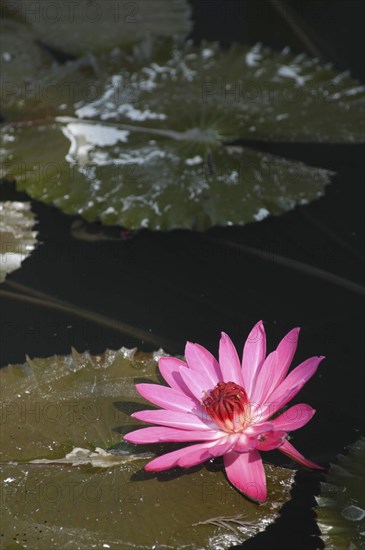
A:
<box><xmin>232</xmin><ymin>470</ymin><xmax>325</xmax><ymax>549</ymax></box>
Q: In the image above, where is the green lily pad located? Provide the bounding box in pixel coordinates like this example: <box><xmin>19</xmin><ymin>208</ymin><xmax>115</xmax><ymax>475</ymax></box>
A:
<box><xmin>5</xmin><ymin>0</ymin><xmax>192</xmax><ymax>56</ymax></box>
<box><xmin>3</xmin><ymin>41</ymin><xmax>364</xmax><ymax>230</ymax></box>
<box><xmin>73</xmin><ymin>41</ymin><xmax>365</xmax><ymax>143</ymax></box>
<box><xmin>0</xmin><ymin>201</ymin><xmax>38</xmax><ymax>283</ymax></box>
<box><xmin>1</xmin><ymin>119</ymin><xmax>333</xmax><ymax>230</ymax></box>
<box><xmin>0</xmin><ymin>347</ymin><xmax>295</xmax><ymax>548</ymax></box>
<box><xmin>316</xmin><ymin>438</ymin><xmax>365</xmax><ymax>550</ymax></box>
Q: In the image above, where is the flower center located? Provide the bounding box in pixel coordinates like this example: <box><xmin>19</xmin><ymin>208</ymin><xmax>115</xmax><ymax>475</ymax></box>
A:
<box><xmin>202</xmin><ymin>381</ymin><xmax>251</xmax><ymax>433</ymax></box>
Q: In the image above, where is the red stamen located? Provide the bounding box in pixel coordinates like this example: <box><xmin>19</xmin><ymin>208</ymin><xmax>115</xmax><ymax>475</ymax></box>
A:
<box><xmin>202</xmin><ymin>381</ymin><xmax>251</xmax><ymax>433</ymax></box>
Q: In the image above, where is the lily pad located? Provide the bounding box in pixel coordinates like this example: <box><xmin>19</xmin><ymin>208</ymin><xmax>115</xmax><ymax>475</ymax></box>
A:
<box><xmin>1</xmin><ymin>0</ymin><xmax>191</xmax><ymax>119</ymax></box>
<box><xmin>0</xmin><ymin>201</ymin><xmax>38</xmax><ymax>283</ymax></box>
<box><xmin>2</xmin><ymin>120</ymin><xmax>333</xmax><ymax>230</ymax></box>
<box><xmin>316</xmin><ymin>438</ymin><xmax>365</xmax><ymax>550</ymax></box>
<box><xmin>3</xmin><ymin>41</ymin><xmax>364</xmax><ymax>230</ymax></box>
<box><xmin>0</xmin><ymin>347</ymin><xmax>295</xmax><ymax>548</ymax></box>
<box><xmin>73</xmin><ymin>41</ymin><xmax>365</xmax><ymax>143</ymax></box>
<box><xmin>5</xmin><ymin>0</ymin><xmax>192</xmax><ymax>56</ymax></box>
<box><xmin>0</xmin><ymin>18</ymin><xmax>53</xmax><ymax>101</ymax></box>
<box><xmin>0</xmin><ymin>17</ymin><xmax>114</xmax><ymax>120</ymax></box>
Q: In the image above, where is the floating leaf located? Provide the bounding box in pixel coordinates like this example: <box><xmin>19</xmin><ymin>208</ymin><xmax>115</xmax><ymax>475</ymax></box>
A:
<box><xmin>2</xmin><ymin>118</ymin><xmax>333</xmax><ymax>230</ymax></box>
<box><xmin>1</xmin><ymin>0</ymin><xmax>191</xmax><ymax>118</ymax></box>
<box><xmin>29</xmin><ymin>446</ymin><xmax>154</xmax><ymax>468</ymax></box>
<box><xmin>5</xmin><ymin>0</ymin><xmax>192</xmax><ymax>56</ymax></box>
<box><xmin>316</xmin><ymin>438</ymin><xmax>365</xmax><ymax>549</ymax></box>
<box><xmin>73</xmin><ymin>41</ymin><xmax>365</xmax><ymax>143</ymax></box>
<box><xmin>4</xmin><ymin>42</ymin><xmax>363</xmax><ymax>229</ymax></box>
<box><xmin>0</xmin><ymin>347</ymin><xmax>295</xmax><ymax>548</ymax></box>
<box><xmin>0</xmin><ymin>201</ymin><xmax>38</xmax><ymax>283</ymax></box>
<box><xmin>0</xmin><ymin>18</ymin><xmax>115</xmax><ymax>120</ymax></box>
<box><xmin>0</xmin><ymin>18</ymin><xmax>53</xmax><ymax>94</ymax></box>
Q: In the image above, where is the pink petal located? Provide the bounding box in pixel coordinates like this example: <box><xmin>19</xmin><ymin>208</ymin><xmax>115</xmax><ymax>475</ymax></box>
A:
<box><xmin>177</xmin><ymin>436</ymin><xmax>237</xmax><ymax>468</ymax></box>
<box><xmin>256</xmin><ymin>431</ymin><xmax>287</xmax><ymax>451</ymax></box>
<box><xmin>260</xmin><ymin>356</ymin><xmax>325</xmax><ymax>421</ymax></box>
<box><xmin>219</xmin><ymin>332</ymin><xmax>244</xmax><ymax>385</ymax></box>
<box><xmin>158</xmin><ymin>357</ymin><xmax>190</xmax><ymax>393</ymax></box>
<box><xmin>178</xmin><ymin>365</ymin><xmax>214</xmax><ymax>403</ymax></box>
<box><xmin>269</xmin><ymin>327</ymin><xmax>301</xmax><ymax>393</ymax></box>
<box><xmin>278</xmin><ymin>440</ymin><xmax>324</xmax><ymax>469</ymax></box>
<box><xmin>242</xmin><ymin>321</ymin><xmax>267</xmax><ymax>398</ymax></box>
<box><xmin>132</xmin><ymin>409</ymin><xmax>214</xmax><ymax>431</ymax></box>
<box><xmin>255</xmin><ymin>383</ymin><xmax>302</xmax><ymax>423</ymax></box>
<box><xmin>271</xmin><ymin>404</ymin><xmax>316</xmax><ymax>432</ymax></box>
<box><xmin>233</xmin><ymin>434</ymin><xmax>259</xmax><ymax>453</ymax></box>
<box><xmin>136</xmin><ymin>383</ymin><xmax>199</xmax><ymax>413</ymax></box>
<box><xmin>145</xmin><ymin>441</ymin><xmax>221</xmax><ymax>472</ymax></box>
<box><xmin>185</xmin><ymin>342</ymin><xmax>222</xmax><ymax>387</ymax></box>
<box><xmin>244</xmin><ymin>422</ymin><xmax>274</xmax><ymax>437</ymax></box>
<box><xmin>224</xmin><ymin>449</ymin><xmax>267</xmax><ymax>502</ymax></box>
<box><xmin>124</xmin><ymin>426</ymin><xmax>222</xmax><ymax>444</ymax></box>
<box><xmin>250</xmin><ymin>351</ymin><xmax>278</xmax><ymax>406</ymax></box>
<box><xmin>272</xmin><ymin>356</ymin><xmax>324</xmax><ymax>400</ymax></box>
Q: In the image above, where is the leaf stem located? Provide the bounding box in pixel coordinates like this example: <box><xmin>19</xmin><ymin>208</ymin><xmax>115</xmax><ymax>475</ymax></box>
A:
<box><xmin>205</xmin><ymin>236</ymin><xmax>365</xmax><ymax>296</ymax></box>
<box><xmin>269</xmin><ymin>0</ymin><xmax>325</xmax><ymax>59</ymax></box>
<box><xmin>299</xmin><ymin>210</ymin><xmax>365</xmax><ymax>264</ymax></box>
<box><xmin>3</xmin><ymin>116</ymin><xmax>218</xmax><ymax>144</ymax></box>
<box><xmin>1</xmin><ymin>281</ymin><xmax>174</xmax><ymax>350</ymax></box>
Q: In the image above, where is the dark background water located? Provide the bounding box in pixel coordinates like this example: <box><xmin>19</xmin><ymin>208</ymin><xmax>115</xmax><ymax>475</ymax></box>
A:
<box><xmin>1</xmin><ymin>1</ymin><xmax>364</xmax><ymax>548</ymax></box>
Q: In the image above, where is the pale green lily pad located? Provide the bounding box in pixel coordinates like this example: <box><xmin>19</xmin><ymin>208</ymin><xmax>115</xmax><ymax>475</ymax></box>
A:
<box><xmin>1</xmin><ymin>119</ymin><xmax>333</xmax><ymax>230</ymax></box>
<box><xmin>6</xmin><ymin>0</ymin><xmax>192</xmax><ymax>56</ymax></box>
<box><xmin>0</xmin><ymin>18</ymin><xmax>53</xmax><ymax>97</ymax></box>
<box><xmin>0</xmin><ymin>17</ymin><xmax>112</xmax><ymax>120</ymax></box>
<box><xmin>316</xmin><ymin>438</ymin><xmax>365</xmax><ymax>550</ymax></box>
<box><xmin>0</xmin><ymin>347</ymin><xmax>295</xmax><ymax>548</ymax></box>
<box><xmin>0</xmin><ymin>201</ymin><xmax>38</xmax><ymax>283</ymax></box>
<box><xmin>1</xmin><ymin>0</ymin><xmax>191</xmax><ymax>119</ymax></box>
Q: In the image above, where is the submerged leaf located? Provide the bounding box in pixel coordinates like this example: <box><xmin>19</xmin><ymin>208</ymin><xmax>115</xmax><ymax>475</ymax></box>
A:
<box><xmin>0</xmin><ymin>201</ymin><xmax>38</xmax><ymax>283</ymax></box>
<box><xmin>0</xmin><ymin>347</ymin><xmax>295</xmax><ymax>548</ymax></box>
<box><xmin>316</xmin><ymin>438</ymin><xmax>365</xmax><ymax>550</ymax></box>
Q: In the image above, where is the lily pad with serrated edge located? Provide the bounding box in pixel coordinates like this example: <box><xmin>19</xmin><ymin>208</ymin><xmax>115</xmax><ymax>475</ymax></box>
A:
<box><xmin>0</xmin><ymin>201</ymin><xmax>38</xmax><ymax>283</ymax></box>
<box><xmin>3</xmin><ymin>41</ymin><xmax>364</xmax><ymax>230</ymax></box>
<box><xmin>1</xmin><ymin>119</ymin><xmax>333</xmax><ymax>230</ymax></box>
<box><xmin>73</xmin><ymin>41</ymin><xmax>365</xmax><ymax>143</ymax></box>
<box><xmin>316</xmin><ymin>438</ymin><xmax>365</xmax><ymax>550</ymax></box>
<box><xmin>0</xmin><ymin>347</ymin><xmax>295</xmax><ymax>549</ymax></box>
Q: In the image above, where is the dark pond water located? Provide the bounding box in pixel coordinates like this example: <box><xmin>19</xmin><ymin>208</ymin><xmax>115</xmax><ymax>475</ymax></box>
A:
<box><xmin>1</xmin><ymin>1</ymin><xmax>364</xmax><ymax>549</ymax></box>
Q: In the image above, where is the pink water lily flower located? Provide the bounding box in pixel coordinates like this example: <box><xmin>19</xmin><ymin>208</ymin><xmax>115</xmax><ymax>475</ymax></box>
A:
<box><xmin>124</xmin><ymin>321</ymin><xmax>324</xmax><ymax>502</ymax></box>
